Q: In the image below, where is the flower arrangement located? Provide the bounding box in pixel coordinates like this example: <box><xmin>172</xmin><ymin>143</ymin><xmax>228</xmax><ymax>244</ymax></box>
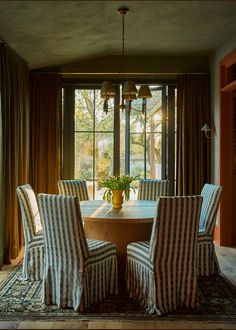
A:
<box><xmin>98</xmin><ymin>174</ymin><xmax>139</xmax><ymax>203</ymax></box>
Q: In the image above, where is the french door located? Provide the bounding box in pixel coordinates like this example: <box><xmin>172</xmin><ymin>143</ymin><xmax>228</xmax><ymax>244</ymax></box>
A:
<box><xmin>62</xmin><ymin>83</ymin><xmax>176</xmax><ymax>199</ymax></box>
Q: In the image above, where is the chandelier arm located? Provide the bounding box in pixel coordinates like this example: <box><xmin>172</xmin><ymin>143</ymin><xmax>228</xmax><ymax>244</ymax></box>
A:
<box><xmin>102</xmin><ymin>103</ymin><xmax>145</xmax><ymax>114</ymax></box>
<box><xmin>128</xmin><ymin>106</ymin><xmax>146</xmax><ymax>113</ymax></box>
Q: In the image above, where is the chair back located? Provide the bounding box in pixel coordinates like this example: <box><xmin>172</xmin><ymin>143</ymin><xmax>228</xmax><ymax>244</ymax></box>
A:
<box><xmin>137</xmin><ymin>179</ymin><xmax>169</xmax><ymax>200</ymax></box>
<box><xmin>149</xmin><ymin>195</ymin><xmax>202</xmax><ymax>311</ymax></box>
<box><xmin>16</xmin><ymin>184</ymin><xmax>42</xmax><ymax>244</ymax></box>
<box><xmin>38</xmin><ymin>194</ymin><xmax>89</xmax><ymax>308</ymax></box>
<box><xmin>199</xmin><ymin>184</ymin><xmax>222</xmax><ymax>234</ymax></box>
<box><xmin>38</xmin><ymin>194</ymin><xmax>89</xmax><ymax>265</ymax></box>
<box><xmin>58</xmin><ymin>179</ymin><xmax>89</xmax><ymax>201</ymax></box>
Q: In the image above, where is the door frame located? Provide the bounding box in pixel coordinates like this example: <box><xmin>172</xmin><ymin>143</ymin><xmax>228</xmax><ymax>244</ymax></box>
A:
<box><xmin>219</xmin><ymin>49</ymin><xmax>236</xmax><ymax>246</ymax></box>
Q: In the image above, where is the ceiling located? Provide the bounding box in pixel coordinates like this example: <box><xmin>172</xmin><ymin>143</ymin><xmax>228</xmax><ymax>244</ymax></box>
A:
<box><xmin>0</xmin><ymin>0</ymin><xmax>236</xmax><ymax>70</ymax></box>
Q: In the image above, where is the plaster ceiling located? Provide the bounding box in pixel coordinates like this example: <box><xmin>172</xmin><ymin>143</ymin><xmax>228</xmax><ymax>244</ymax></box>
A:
<box><xmin>0</xmin><ymin>1</ymin><xmax>236</xmax><ymax>69</ymax></box>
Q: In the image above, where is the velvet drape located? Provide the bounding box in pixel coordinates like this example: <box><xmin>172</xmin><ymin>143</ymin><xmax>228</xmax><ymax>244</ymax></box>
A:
<box><xmin>29</xmin><ymin>74</ymin><xmax>61</xmax><ymax>195</ymax></box>
<box><xmin>176</xmin><ymin>74</ymin><xmax>211</xmax><ymax>196</ymax></box>
<box><xmin>0</xmin><ymin>43</ymin><xmax>30</xmax><ymax>267</ymax></box>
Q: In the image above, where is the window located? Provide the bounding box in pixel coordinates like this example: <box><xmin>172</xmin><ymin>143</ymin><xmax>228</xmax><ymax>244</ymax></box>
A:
<box><xmin>62</xmin><ymin>83</ymin><xmax>176</xmax><ymax>199</ymax></box>
<box><xmin>74</xmin><ymin>89</ymin><xmax>114</xmax><ymax>199</ymax></box>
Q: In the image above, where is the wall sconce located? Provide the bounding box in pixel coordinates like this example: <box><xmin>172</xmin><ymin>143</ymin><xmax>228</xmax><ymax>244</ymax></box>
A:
<box><xmin>201</xmin><ymin>123</ymin><xmax>215</xmax><ymax>139</ymax></box>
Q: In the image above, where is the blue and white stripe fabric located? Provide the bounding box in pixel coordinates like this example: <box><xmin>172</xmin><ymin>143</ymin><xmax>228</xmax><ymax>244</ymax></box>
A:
<box><xmin>38</xmin><ymin>194</ymin><xmax>118</xmax><ymax>311</ymax></box>
<box><xmin>16</xmin><ymin>184</ymin><xmax>44</xmax><ymax>281</ymax></box>
<box><xmin>57</xmin><ymin>179</ymin><xmax>89</xmax><ymax>201</ymax></box>
<box><xmin>126</xmin><ymin>195</ymin><xmax>202</xmax><ymax>315</ymax></box>
<box><xmin>137</xmin><ymin>179</ymin><xmax>169</xmax><ymax>201</ymax></box>
<box><xmin>198</xmin><ymin>183</ymin><xmax>222</xmax><ymax>276</ymax></box>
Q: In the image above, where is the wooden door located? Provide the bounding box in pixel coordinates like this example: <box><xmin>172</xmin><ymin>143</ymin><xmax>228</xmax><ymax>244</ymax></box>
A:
<box><xmin>219</xmin><ymin>49</ymin><xmax>236</xmax><ymax>246</ymax></box>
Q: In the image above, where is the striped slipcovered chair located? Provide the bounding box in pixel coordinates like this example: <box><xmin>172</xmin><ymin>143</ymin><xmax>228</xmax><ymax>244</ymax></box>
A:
<box><xmin>126</xmin><ymin>195</ymin><xmax>203</xmax><ymax>315</ymax></box>
<box><xmin>137</xmin><ymin>179</ymin><xmax>169</xmax><ymax>200</ymax></box>
<box><xmin>38</xmin><ymin>194</ymin><xmax>118</xmax><ymax>311</ymax></box>
<box><xmin>16</xmin><ymin>184</ymin><xmax>44</xmax><ymax>281</ymax></box>
<box><xmin>198</xmin><ymin>183</ymin><xmax>223</xmax><ymax>276</ymax></box>
<box><xmin>58</xmin><ymin>179</ymin><xmax>89</xmax><ymax>201</ymax></box>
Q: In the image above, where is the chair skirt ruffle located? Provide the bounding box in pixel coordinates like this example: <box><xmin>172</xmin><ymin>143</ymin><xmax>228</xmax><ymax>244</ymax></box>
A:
<box><xmin>198</xmin><ymin>239</ymin><xmax>220</xmax><ymax>276</ymax></box>
<box><xmin>83</xmin><ymin>255</ymin><xmax>118</xmax><ymax>310</ymax></box>
<box><xmin>42</xmin><ymin>254</ymin><xmax>118</xmax><ymax>311</ymax></box>
<box><xmin>21</xmin><ymin>244</ymin><xmax>44</xmax><ymax>281</ymax></box>
<box><xmin>126</xmin><ymin>257</ymin><xmax>158</xmax><ymax>315</ymax></box>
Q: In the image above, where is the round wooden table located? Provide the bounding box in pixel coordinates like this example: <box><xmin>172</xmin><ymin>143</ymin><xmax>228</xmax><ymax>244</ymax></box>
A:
<box><xmin>80</xmin><ymin>200</ymin><xmax>157</xmax><ymax>285</ymax></box>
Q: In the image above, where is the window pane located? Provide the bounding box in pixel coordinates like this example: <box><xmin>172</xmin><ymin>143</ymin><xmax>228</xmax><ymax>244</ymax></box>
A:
<box><xmin>146</xmin><ymin>132</ymin><xmax>162</xmax><ymax>179</ymax></box>
<box><xmin>130</xmin><ymin>112</ymin><xmax>145</xmax><ymax>133</ymax></box>
<box><xmin>75</xmin><ymin>89</ymin><xmax>93</xmax><ymax>131</ymax></box>
<box><xmin>74</xmin><ymin>132</ymin><xmax>93</xmax><ymax>180</ymax></box>
<box><xmin>95</xmin><ymin>132</ymin><xmax>113</xmax><ymax>180</ymax></box>
<box><xmin>146</xmin><ymin>109</ymin><xmax>162</xmax><ymax>133</ymax></box>
<box><xmin>129</xmin><ymin>132</ymin><xmax>162</xmax><ymax>179</ymax></box>
<box><xmin>130</xmin><ymin>133</ymin><xmax>144</xmax><ymax>177</ymax></box>
<box><xmin>146</xmin><ymin>89</ymin><xmax>162</xmax><ymax>133</ymax></box>
<box><xmin>94</xmin><ymin>132</ymin><xmax>113</xmax><ymax>200</ymax></box>
<box><xmin>95</xmin><ymin>93</ymin><xmax>114</xmax><ymax>131</ymax></box>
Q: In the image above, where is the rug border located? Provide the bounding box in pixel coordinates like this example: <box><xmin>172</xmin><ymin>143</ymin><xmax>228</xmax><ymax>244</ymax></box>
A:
<box><xmin>0</xmin><ymin>265</ymin><xmax>236</xmax><ymax>323</ymax></box>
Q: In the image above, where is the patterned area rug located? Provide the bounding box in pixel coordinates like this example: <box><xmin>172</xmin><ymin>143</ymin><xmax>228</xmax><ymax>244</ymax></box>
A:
<box><xmin>0</xmin><ymin>264</ymin><xmax>236</xmax><ymax>322</ymax></box>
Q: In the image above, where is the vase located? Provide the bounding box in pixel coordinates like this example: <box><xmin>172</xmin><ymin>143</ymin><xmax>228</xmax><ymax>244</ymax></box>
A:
<box><xmin>112</xmin><ymin>190</ymin><xmax>124</xmax><ymax>209</ymax></box>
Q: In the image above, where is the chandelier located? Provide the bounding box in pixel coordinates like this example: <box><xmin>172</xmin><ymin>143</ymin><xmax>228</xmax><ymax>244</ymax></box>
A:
<box><xmin>101</xmin><ymin>7</ymin><xmax>152</xmax><ymax>115</ymax></box>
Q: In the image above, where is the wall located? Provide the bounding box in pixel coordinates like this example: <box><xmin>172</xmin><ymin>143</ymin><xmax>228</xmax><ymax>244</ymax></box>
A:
<box><xmin>32</xmin><ymin>54</ymin><xmax>210</xmax><ymax>82</ymax></box>
<box><xmin>211</xmin><ymin>36</ymin><xmax>236</xmax><ymax>243</ymax></box>
<box><xmin>211</xmin><ymin>35</ymin><xmax>236</xmax><ymax>183</ymax></box>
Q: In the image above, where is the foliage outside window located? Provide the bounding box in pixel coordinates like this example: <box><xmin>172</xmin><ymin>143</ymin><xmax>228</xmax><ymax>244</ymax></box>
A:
<box><xmin>62</xmin><ymin>84</ymin><xmax>176</xmax><ymax>199</ymax></box>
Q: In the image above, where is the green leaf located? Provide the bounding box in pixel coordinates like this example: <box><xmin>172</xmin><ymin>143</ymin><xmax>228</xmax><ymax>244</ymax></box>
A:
<box><xmin>98</xmin><ymin>174</ymin><xmax>140</xmax><ymax>203</ymax></box>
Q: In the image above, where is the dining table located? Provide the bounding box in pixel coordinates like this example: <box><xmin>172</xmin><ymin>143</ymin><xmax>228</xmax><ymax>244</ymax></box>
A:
<box><xmin>80</xmin><ymin>199</ymin><xmax>157</xmax><ymax>285</ymax></box>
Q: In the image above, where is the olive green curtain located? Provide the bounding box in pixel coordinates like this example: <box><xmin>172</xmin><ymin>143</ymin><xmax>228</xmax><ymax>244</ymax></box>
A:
<box><xmin>0</xmin><ymin>43</ymin><xmax>30</xmax><ymax>267</ymax></box>
<box><xmin>29</xmin><ymin>74</ymin><xmax>61</xmax><ymax>195</ymax></box>
<box><xmin>176</xmin><ymin>74</ymin><xmax>211</xmax><ymax>196</ymax></box>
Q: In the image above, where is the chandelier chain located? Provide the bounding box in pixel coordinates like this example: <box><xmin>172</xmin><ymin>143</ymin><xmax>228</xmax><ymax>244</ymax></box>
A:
<box><xmin>121</xmin><ymin>10</ymin><xmax>125</xmax><ymax>82</ymax></box>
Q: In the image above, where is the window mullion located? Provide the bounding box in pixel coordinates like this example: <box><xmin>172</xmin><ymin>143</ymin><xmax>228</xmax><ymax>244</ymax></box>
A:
<box><xmin>113</xmin><ymin>85</ymin><xmax>120</xmax><ymax>176</ymax></box>
<box><xmin>63</xmin><ymin>86</ymin><xmax>75</xmax><ymax>179</ymax></box>
<box><xmin>93</xmin><ymin>90</ymin><xmax>96</xmax><ymax>199</ymax></box>
<box><xmin>125</xmin><ymin>106</ymin><xmax>130</xmax><ymax>175</ymax></box>
<box><xmin>144</xmin><ymin>107</ymin><xmax>147</xmax><ymax>178</ymax></box>
<box><xmin>167</xmin><ymin>85</ymin><xmax>176</xmax><ymax>195</ymax></box>
<box><xmin>161</xmin><ymin>86</ymin><xmax>167</xmax><ymax>180</ymax></box>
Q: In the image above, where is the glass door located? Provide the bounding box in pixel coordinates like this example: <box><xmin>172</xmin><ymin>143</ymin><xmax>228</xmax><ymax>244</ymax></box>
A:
<box><xmin>62</xmin><ymin>83</ymin><xmax>176</xmax><ymax>199</ymax></box>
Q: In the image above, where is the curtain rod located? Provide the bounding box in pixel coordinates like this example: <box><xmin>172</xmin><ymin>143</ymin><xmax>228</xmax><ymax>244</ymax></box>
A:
<box><xmin>31</xmin><ymin>72</ymin><xmax>210</xmax><ymax>75</ymax></box>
